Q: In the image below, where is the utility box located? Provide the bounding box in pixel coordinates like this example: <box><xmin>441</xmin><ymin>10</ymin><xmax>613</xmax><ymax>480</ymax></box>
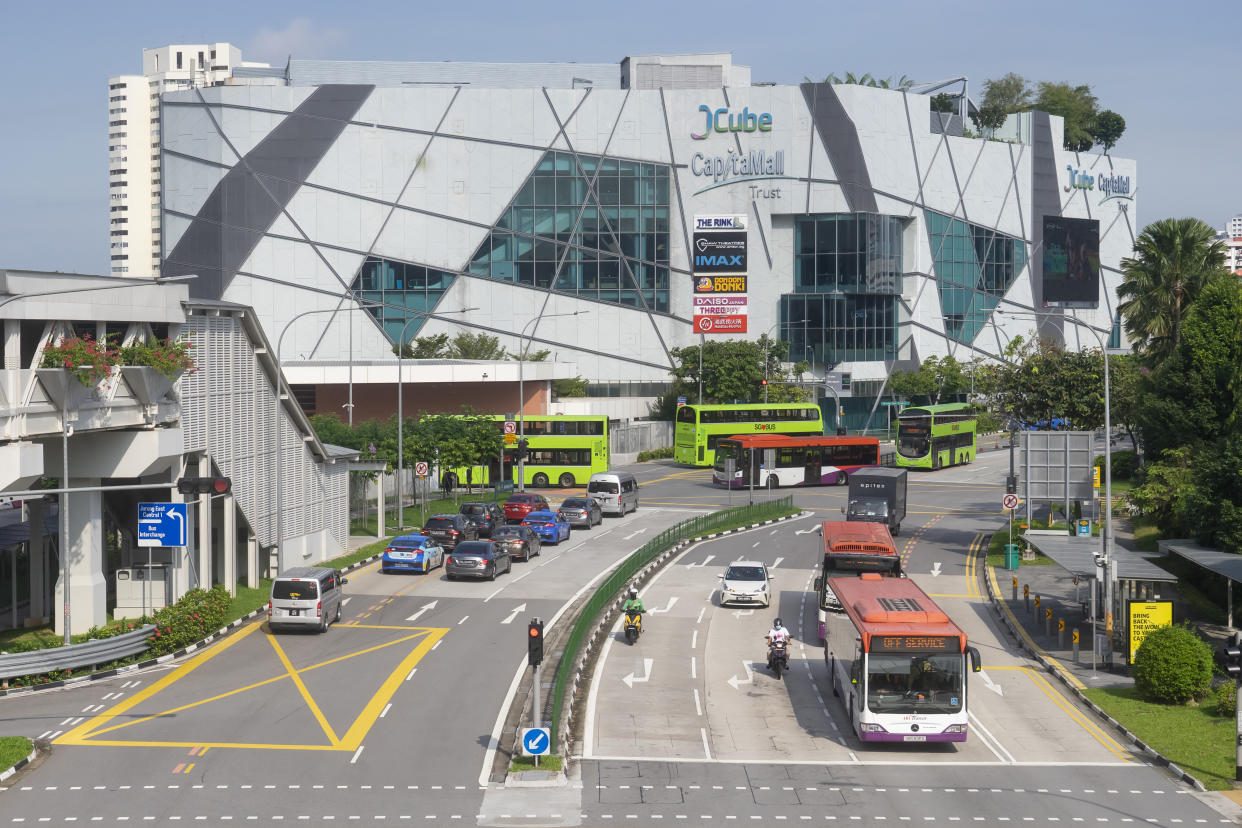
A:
<box><xmin>1004</xmin><ymin>544</ymin><xmax>1021</xmax><ymax>570</ymax></box>
<box><xmin>114</xmin><ymin>563</ymin><xmax>169</xmax><ymax>617</ymax></box>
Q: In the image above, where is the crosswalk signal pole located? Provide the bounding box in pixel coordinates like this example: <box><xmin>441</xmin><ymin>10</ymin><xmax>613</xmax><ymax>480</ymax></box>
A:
<box><xmin>1224</xmin><ymin>635</ymin><xmax>1242</xmax><ymax>780</ymax></box>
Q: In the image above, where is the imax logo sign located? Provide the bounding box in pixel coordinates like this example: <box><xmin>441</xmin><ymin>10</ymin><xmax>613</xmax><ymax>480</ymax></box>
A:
<box><xmin>692</xmin><ymin>105</ymin><xmax>773</xmax><ymax>140</ymax></box>
<box><xmin>695</xmin><ymin>254</ymin><xmax>744</xmax><ymax>268</ymax></box>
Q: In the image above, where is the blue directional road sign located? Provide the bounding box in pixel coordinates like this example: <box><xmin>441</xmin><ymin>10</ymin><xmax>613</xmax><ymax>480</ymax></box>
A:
<box><xmin>521</xmin><ymin>727</ymin><xmax>550</xmax><ymax>756</ymax></box>
<box><xmin>138</xmin><ymin>502</ymin><xmax>188</xmax><ymax>548</ymax></box>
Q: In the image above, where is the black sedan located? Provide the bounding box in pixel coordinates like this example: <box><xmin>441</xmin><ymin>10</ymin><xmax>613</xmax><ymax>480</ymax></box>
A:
<box><xmin>421</xmin><ymin>513</ymin><xmax>479</xmax><ymax>549</ymax></box>
<box><xmin>445</xmin><ymin>540</ymin><xmax>512</xmax><ymax>581</ymax></box>
<box><xmin>490</xmin><ymin>524</ymin><xmax>542</xmax><ymax>561</ymax></box>
<box><xmin>460</xmin><ymin>501</ymin><xmax>504</xmax><ymax>537</ymax></box>
<box><xmin>558</xmin><ymin>496</ymin><xmax>603</xmax><ymax>529</ymax></box>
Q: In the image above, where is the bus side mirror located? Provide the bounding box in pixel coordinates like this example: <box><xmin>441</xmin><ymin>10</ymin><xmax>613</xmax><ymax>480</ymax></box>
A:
<box><xmin>968</xmin><ymin>646</ymin><xmax>982</xmax><ymax>673</ymax></box>
<box><xmin>813</xmin><ymin>577</ymin><xmax>822</xmax><ymax>591</ymax></box>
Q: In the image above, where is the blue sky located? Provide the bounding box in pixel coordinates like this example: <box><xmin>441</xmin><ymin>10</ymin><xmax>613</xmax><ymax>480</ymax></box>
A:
<box><xmin>1</xmin><ymin>0</ymin><xmax>1233</xmax><ymax>274</ymax></box>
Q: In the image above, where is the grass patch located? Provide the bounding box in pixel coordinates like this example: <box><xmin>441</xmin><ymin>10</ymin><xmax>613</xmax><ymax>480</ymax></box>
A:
<box><xmin>226</xmin><ymin>579</ymin><xmax>272</xmax><ymax>622</ymax></box>
<box><xmin>985</xmin><ymin>531</ymin><xmax>1057</xmax><ymax>568</ymax></box>
<box><xmin>0</xmin><ymin>736</ymin><xmax>33</xmax><ymax>769</ymax></box>
<box><xmin>509</xmin><ymin>754</ymin><xmax>563</xmax><ymax>773</ymax></box>
<box><xmin>1081</xmin><ymin>686</ymin><xmax>1236</xmax><ymax>790</ymax></box>
<box><xmin>1130</xmin><ymin>516</ymin><xmax>1161</xmax><ymax>555</ymax></box>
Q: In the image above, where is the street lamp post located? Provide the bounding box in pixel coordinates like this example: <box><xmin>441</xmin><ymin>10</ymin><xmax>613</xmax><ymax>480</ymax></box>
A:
<box><xmin>394</xmin><ymin>307</ymin><xmax>477</xmax><ymax>529</ymax></box>
<box><xmin>517</xmin><ymin>311</ymin><xmax>588</xmax><ymax>493</ymax></box>
<box><xmin>0</xmin><ymin>274</ymin><xmax>196</xmax><ymax>643</ymax></box>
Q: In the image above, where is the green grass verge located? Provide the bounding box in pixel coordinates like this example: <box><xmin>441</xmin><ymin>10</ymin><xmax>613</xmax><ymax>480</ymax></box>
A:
<box><xmin>509</xmin><ymin>754</ymin><xmax>563</xmax><ymax>772</ymax></box>
<box><xmin>0</xmin><ymin>736</ymin><xmax>33</xmax><ymax>770</ymax></box>
<box><xmin>1081</xmin><ymin>686</ymin><xmax>1236</xmax><ymax>790</ymax></box>
<box><xmin>985</xmin><ymin>530</ymin><xmax>1056</xmax><ymax>568</ymax></box>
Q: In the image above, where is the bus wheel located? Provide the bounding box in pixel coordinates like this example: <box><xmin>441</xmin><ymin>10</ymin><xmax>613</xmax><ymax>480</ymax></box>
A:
<box><xmin>558</xmin><ymin>473</ymin><xmax>575</xmax><ymax>488</ymax></box>
<box><xmin>838</xmin><ymin>472</ymin><xmax>849</xmax><ymax>486</ymax></box>
<box><xmin>532</xmin><ymin>472</ymin><xmax>549</xmax><ymax>488</ymax></box>
<box><xmin>766</xmin><ymin>475</ymin><xmax>779</xmax><ymax>490</ymax></box>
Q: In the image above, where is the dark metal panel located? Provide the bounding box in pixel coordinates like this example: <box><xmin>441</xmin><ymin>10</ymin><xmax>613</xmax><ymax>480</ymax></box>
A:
<box><xmin>799</xmin><ymin>83</ymin><xmax>878</xmax><ymax>213</ymax></box>
<box><xmin>163</xmin><ymin>85</ymin><xmax>374</xmax><ymax>299</ymax></box>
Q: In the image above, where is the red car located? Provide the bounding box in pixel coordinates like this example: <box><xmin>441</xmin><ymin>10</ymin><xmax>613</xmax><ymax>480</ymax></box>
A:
<box><xmin>503</xmin><ymin>493</ymin><xmax>551</xmax><ymax>524</ymax></box>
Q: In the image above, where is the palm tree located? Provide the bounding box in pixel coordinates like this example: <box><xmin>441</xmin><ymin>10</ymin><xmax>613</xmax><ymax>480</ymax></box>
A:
<box><xmin>1118</xmin><ymin>217</ymin><xmax>1227</xmax><ymax>364</ymax></box>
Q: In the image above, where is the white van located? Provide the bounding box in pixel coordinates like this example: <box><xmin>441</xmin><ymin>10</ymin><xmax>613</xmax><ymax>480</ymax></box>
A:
<box><xmin>269</xmin><ymin>567</ymin><xmax>347</xmax><ymax>633</ymax></box>
<box><xmin>587</xmin><ymin>471</ymin><xmax>639</xmax><ymax>516</ymax></box>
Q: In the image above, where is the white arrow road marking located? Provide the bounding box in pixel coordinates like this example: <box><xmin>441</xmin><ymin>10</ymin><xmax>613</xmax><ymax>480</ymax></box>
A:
<box><xmin>688</xmin><ymin>555</ymin><xmax>716</xmax><ymax>569</ymax></box>
<box><xmin>405</xmin><ymin>601</ymin><xmax>438</xmax><ymax>622</ymax></box>
<box><xmin>931</xmin><ymin>562</ymin><xmax>942</xmax><ymax>577</ymax></box>
<box><xmin>648</xmin><ymin>597</ymin><xmax>680</xmax><ymax>614</ymax></box>
<box><xmin>726</xmin><ymin>660</ymin><xmax>755</xmax><ymax>690</ymax></box>
<box><xmin>622</xmin><ymin>658</ymin><xmax>654</xmax><ymax>688</ymax></box>
<box><xmin>500</xmin><ymin>603</ymin><xmax>528</xmax><ymax>625</ymax></box>
<box><xmin>731</xmin><ymin>609</ymin><xmax>755</xmax><ymax>618</ymax></box>
<box><xmin>978</xmin><ymin>669</ymin><xmax>1004</xmax><ymax>696</ymax></box>
<box><xmin>623</xmin><ymin>528</ymin><xmax>648</xmax><ymax>540</ymax></box>
<box><xmin>771</xmin><ymin>557</ymin><xmax>784</xmax><ymax>569</ymax></box>
<box><xmin>795</xmin><ymin>527</ymin><xmax>818</xmax><ymax>535</ymax></box>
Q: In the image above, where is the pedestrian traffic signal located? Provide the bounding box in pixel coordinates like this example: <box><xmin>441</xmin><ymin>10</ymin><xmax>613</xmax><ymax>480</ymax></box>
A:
<box><xmin>527</xmin><ymin>618</ymin><xmax>544</xmax><ymax>667</ymax></box>
<box><xmin>176</xmin><ymin>477</ymin><xmax>232</xmax><ymax>496</ymax></box>
<box><xmin>1223</xmin><ymin>633</ymin><xmax>1242</xmax><ymax>678</ymax></box>
<box><xmin>517</xmin><ymin>438</ymin><xmax>530</xmax><ymax>462</ymax></box>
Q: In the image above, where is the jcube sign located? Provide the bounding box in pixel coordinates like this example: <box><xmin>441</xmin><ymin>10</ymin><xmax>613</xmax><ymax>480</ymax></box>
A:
<box><xmin>691</xmin><ymin>105</ymin><xmax>772</xmax><ymax>140</ymax></box>
<box><xmin>1065</xmin><ymin>165</ymin><xmax>1132</xmax><ymax>204</ymax></box>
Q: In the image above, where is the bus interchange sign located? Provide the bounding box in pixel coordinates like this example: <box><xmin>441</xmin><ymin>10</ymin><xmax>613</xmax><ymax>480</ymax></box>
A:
<box><xmin>869</xmin><ymin>634</ymin><xmax>962</xmax><ymax>653</ymax></box>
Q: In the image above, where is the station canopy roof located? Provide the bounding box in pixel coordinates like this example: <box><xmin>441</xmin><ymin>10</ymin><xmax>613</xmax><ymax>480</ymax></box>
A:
<box><xmin>1021</xmin><ymin>533</ymin><xmax>1176</xmax><ymax>582</ymax></box>
<box><xmin>1160</xmin><ymin>539</ymin><xmax>1242</xmax><ymax>584</ymax></box>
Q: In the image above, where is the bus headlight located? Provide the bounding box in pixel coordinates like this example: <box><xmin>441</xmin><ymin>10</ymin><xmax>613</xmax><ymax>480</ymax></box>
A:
<box><xmin>860</xmin><ymin>723</ymin><xmax>887</xmax><ymax>733</ymax></box>
<box><xmin>944</xmin><ymin>724</ymin><xmax>967</xmax><ymax>734</ymax></box>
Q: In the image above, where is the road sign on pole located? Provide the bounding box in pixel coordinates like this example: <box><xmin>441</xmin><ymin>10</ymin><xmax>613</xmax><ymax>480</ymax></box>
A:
<box><xmin>504</xmin><ymin>421</ymin><xmax>517</xmax><ymax>435</ymax></box>
<box><xmin>521</xmin><ymin>727</ymin><xmax>550</xmax><ymax>756</ymax></box>
<box><xmin>1002</xmin><ymin>493</ymin><xmax>1019</xmax><ymax>510</ymax></box>
<box><xmin>415</xmin><ymin>461</ymin><xmax>429</xmax><ymax>478</ymax></box>
<box><xmin>137</xmin><ymin>502</ymin><xmax>188</xmax><ymax>548</ymax></box>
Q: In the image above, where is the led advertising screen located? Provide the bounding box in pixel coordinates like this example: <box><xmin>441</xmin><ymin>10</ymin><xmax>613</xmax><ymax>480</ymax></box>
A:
<box><xmin>1041</xmin><ymin>216</ymin><xmax>1100</xmax><ymax>309</ymax></box>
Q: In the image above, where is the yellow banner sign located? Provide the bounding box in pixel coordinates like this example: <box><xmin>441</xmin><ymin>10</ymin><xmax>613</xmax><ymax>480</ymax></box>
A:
<box><xmin>1128</xmin><ymin>601</ymin><xmax>1173</xmax><ymax>663</ymax></box>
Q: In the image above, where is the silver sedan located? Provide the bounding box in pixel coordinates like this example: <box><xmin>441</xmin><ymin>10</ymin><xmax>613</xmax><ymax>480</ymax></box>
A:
<box><xmin>558</xmin><ymin>497</ymin><xmax>603</xmax><ymax>528</ymax></box>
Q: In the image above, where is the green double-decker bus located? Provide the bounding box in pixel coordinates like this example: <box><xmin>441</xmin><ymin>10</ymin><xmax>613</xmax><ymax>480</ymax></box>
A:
<box><xmin>442</xmin><ymin>414</ymin><xmax>609</xmax><ymax>489</ymax></box>
<box><xmin>895</xmin><ymin>402</ymin><xmax>977</xmax><ymax>470</ymax></box>
<box><xmin>674</xmin><ymin>403</ymin><xmax>824</xmax><ymax>467</ymax></box>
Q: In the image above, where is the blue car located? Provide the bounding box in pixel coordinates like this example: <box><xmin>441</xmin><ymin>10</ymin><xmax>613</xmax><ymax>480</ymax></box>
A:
<box><xmin>521</xmin><ymin>510</ymin><xmax>571</xmax><ymax>545</ymax></box>
<box><xmin>381</xmin><ymin>534</ymin><xmax>444</xmax><ymax>574</ymax></box>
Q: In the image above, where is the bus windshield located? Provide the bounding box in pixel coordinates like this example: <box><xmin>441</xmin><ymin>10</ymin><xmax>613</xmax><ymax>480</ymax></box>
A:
<box><xmin>866</xmin><ymin>654</ymin><xmax>963</xmax><ymax>714</ymax></box>
<box><xmin>897</xmin><ymin>418</ymin><xmax>930</xmax><ymax>458</ymax></box>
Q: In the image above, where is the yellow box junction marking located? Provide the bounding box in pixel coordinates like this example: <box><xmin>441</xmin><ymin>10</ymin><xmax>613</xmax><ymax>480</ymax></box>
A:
<box><xmin>56</xmin><ymin>620</ymin><xmax>448</xmax><ymax>752</ymax></box>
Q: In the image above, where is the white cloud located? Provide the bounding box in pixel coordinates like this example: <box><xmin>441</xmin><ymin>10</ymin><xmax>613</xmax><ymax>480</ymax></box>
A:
<box><xmin>246</xmin><ymin>18</ymin><xmax>346</xmax><ymax>62</ymax></box>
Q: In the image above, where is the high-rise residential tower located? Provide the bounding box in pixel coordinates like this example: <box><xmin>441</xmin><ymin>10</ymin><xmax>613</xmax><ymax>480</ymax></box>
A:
<box><xmin>107</xmin><ymin>43</ymin><xmax>267</xmax><ymax>276</ymax></box>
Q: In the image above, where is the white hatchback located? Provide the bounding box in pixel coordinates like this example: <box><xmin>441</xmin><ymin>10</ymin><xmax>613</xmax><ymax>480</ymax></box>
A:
<box><xmin>719</xmin><ymin>560</ymin><xmax>772</xmax><ymax>608</ymax></box>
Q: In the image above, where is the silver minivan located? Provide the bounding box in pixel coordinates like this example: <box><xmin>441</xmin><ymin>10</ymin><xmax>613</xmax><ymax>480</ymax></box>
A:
<box><xmin>587</xmin><ymin>471</ymin><xmax>639</xmax><ymax>516</ymax></box>
<box><xmin>268</xmin><ymin>567</ymin><xmax>347</xmax><ymax>633</ymax></box>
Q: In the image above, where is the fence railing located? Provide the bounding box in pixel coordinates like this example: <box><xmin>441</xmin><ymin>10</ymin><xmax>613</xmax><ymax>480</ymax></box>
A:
<box><xmin>0</xmin><ymin>625</ymin><xmax>155</xmax><ymax>682</ymax></box>
<box><xmin>549</xmin><ymin>496</ymin><xmax>795</xmax><ymax>746</ymax></box>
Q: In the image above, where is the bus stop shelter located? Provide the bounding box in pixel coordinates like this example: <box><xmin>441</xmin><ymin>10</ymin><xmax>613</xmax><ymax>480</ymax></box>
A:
<box><xmin>1159</xmin><ymin>539</ymin><xmax>1242</xmax><ymax>631</ymax></box>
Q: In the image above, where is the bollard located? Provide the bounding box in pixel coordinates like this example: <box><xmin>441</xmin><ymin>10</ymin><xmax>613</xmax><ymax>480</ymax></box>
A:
<box><xmin>1024</xmin><ymin>584</ymin><xmax>1030</xmax><ymax>613</ymax></box>
<box><xmin>1058</xmin><ymin>618</ymin><xmax>1065</xmax><ymax>649</ymax></box>
<box><xmin>1045</xmin><ymin>606</ymin><xmax>1052</xmax><ymax>637</ymax></box>
<box><xmin>1034</xmin><ymin>593</ymin><xmax>1040</xmax><ymax>617</ymax></box>
<box><xmin>1072</xmin><ymin>628</ymin><xmax>1080</xmax><ymax>663</ymax></box>
<box><xmin>1012</xmin><ymin>576</ymin><xmax>1018</xmax><ymax>602</ymax></box>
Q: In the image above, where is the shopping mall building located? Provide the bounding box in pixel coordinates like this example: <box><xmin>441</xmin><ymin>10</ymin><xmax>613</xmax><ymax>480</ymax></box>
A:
<box><xmin>160</xmin><ymin>53</ymin><xmax>1136</xmax><ymax>428</ymax></box>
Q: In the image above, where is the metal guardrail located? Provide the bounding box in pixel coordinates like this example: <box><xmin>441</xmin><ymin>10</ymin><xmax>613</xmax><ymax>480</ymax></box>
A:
<box><xmin>549</xmin><ymin>497</ymin><xmax>795</xmax><ymax>746</ymax></box>
<box><xmin>0</xmin><ymin>626</ymin><xmax>154</xmax><ymax>681</ymax></box>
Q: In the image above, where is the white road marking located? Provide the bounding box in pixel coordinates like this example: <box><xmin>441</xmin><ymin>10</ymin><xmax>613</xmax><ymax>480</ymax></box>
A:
<box><xmin>405</xmin><ymin>668</ymin><xmax>418</xmax><ymax>682</ymax></box>
<box><xmin>795</xmin><ymin>527</ymin><xmax>818</xmax><ymax>535</ymax></box>
<box><xmin>978</xmin><ymin>669</ymin><xmax>1004</xmax><ymax>696</ymax></box>
<box><xmin>648</xmin><ymin>597</ymin><xmax>680</xmax><ymax>614</ymax></box>
<box><xmin>405</xmin><ymin>601</ymin><xmax>438</xmax><ymax>622</ymax></box>
<box><xmin>931</xmin><ymin>562</ymin><xmax>942</xmax><ymax>576</ymax></box>
<box><xmin>687</xmin><ymin>555</ymin><xmax>715</xmax><ymax>569</ymax></box>
<box><xmin>483</xmin><ymin>586</ymin><xmax>506</xmax><ymax>602</ymax></box>
<box><xmin>691</xmin><ymin>630</ymin><xmax>698</xmax><ymax>649</ymax></box>
<box><xmin>622</xmin><ymin>658</ymin><xmax>654</xmax><ymax>688</ymax></box>
<box><xmin>968</xmin><ymin>710</ymin><xmax>1016</xmax><ymax>763</ymax></box>
<box><xmin>700</xmin><ymin>727</ymin><xmax>712</xmax><ymax>759</ymax></box>
<box><xmin>458</xmin><ymin>615</ymin><xmax>469</xmax><ymax>624</ymax></box>
<box><xmin>694</xmin><ymin>688</ymin><xmax>703</xmax><ymax>716</ymax></box>
<box><xmin>380</xmin><ymin>704</ymin><xmax>392</xmax><ymax>718</ymax></box>
<box><xmin>772</xmin><ymin>556</ymin><xmax>784</xmax><ymax>569</ymax></box>
<box><xmin>696</xmin><ymin>607</ymin><xmax>705</xmax><ymax>624</ymax></box>
<box><xmin>341</xmin><ymin>597</ymin><xmax>352</xmax><ymax>606</ymax></box>
<box><xmin>432</xmin><ymin>640</ymin><xmax>442</xmax><ymax>651</ymax></box>
<box><xmin>500</xmin><ymin>604</ymin><xmax>527</xmax><ymax>625</ymax></box>
<box><xmin>510</xmin><ymin>570</ymin><xmax>532</xmax><ymax>583</ymax></box>
<box><xmin>769</xmin><ymin>529</ymin><xmax>779</xmax><ymax>535</ymax></box>
<box><xmin>726</xmin><ymin>660</ymin><xmax>755</xmax><ymax>690</ymax></box>
<box><xmin>752</xmin><ymin>541</ymin><xmax>760</xmax><ymax>548</ymax></box>
<box><xmin>350</xmin><ymin>746</ymin><xmax>364</xmax><ymax>764</ymax></box>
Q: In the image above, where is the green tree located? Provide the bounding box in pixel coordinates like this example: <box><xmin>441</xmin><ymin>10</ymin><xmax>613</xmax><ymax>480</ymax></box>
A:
<box><xmin>1106</xmin><ymin>353</ymin><xmax>1144</xmax><ymax>451</ymax></box>
<box><xmin>1118</xmin><ymin>217</ymin><xmax>1228</xmax><ymax>364</ymax></box>
<box><xmin>509</xmin><ymin>347</ymin><xmax>551</xmax><ymax>361</ymax></box>
<box><xmin>887</xmin><ymin>355</ymin><xmax>967</xmax><ymax>405</ymax></box>
<box><xmin>553</xmin><ymin>377</ymin><xmax>589</xmax><ymax>397</ymax></box>
<box><xmin>393</xmin><ymin>333</ymin><xmax>451</xmax><ymax>359</ymax></box>
<box><xmin>1128</xmin><ymin>446</ymin><xmax>1195</xmax><ymax>528</ymax></box>
<box><xmin>1091</xmin><ymin>110</ymin><xmax>1126</xmax><ymax>153</ymax></box>
<box><xmin>448</xmin><ymin>332</ymin><xmax>508</xmax><ymax>360</ymax></box>
<box><xmin>992</xmin><ymin>339</ymin><xmax>1107</xmax><ymax>430</ymax></box>
<box><xmin>972</xmin><ymin>73</ymin><xmax>1032</xmax><ymax>136</ymax></box>
<box><xmin>1034</xmin><ymin>81</ymin><xmax>1098</xmax><ymax>151</ymax></box>
<box><xmin>667</xmin><ymin>337</ymin><xmax>811</xmax><ymax>405</ymax></box>
<box><xmin>1132</xmin><ymin>623</ymin><xmax>1213</xmax><ymax>705</ymax></box>
<box><xmin>930</xmin><ymin>93</ymin><xmax>956</xmax><ymax>114</ymax></box>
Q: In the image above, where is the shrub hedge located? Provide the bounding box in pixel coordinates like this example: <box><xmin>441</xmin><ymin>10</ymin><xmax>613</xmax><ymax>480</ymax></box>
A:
<box><xmin>1133</xmin><ymin>623</ymin><xmax>1213</xmax><ymax>704</ymax></box>
<box><xmin>1215</xmin><ymin>680</ymin><xmax>1236</xmax><ymax>718</ymax></box>
<box><xmin>636</xmin><ymin>447</ymin><xmax>674</xmax><ymax>462</ymax></box>
<box><xmin>147</xmin><ymin>585</ymin><xmax>232</xmax><ymax>656</ymax></box>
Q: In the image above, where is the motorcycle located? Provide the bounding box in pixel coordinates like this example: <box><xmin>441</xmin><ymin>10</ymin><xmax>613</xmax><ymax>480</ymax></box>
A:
<box><xmin>624</xmin><ymin>611</ymin><xmax>643</xmax><ymax>644</ymax></box>
<box><xmin>767</xmin><ymin>637</ymin><xmax>789</xmax><ymax>678</ymax></box>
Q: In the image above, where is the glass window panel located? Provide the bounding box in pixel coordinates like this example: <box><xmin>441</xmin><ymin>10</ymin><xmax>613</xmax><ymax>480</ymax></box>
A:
<box><xmin>536</xmin><ymin>154</ymin><xmax>555</xmax><ymax>173</ymax></box>
<box><xmin>517</xmin><ymin>261</ymin><xmax>535</xmax><ymax>284</ymax></box>
<box><xmin>598</xmin><ymin>177</ymin><xmax>619</xmax><ymax>205</ymax></box>
<box><xmin>619</xmin><ymin>290</ymin><xmax>640</xmax><ymax>307</ymax></box>
<box><xmin>554</xmin><ymin>153</ymin><xmax>571</xmax><ymax>174</ymax></box>
<box><xmin>815</xmin><ymin>219</ymin><xmax>836</xmax><ymax>253</ymax></box>
<box><xmin>618</xmin><ymin>160</ymin><xmax>638</xmax><ymax>177</ymax></box>
<box><xmin>514</xmin><ymin>182</ymin><xmax>534</xmax><ymax>206</ymax></box>
<box><xmin>796</xmin><ymin>218</ymin><xmax>816</xmax><ymax>254</ymax></box>
<box><xmin>492</xmin><ymin>261</ymin><xmax>516</xmax><ymax>282</ymax></box>
<box><xmin>535</xmin><ymin>238</ymin><xmax>557</xmax><ymax>261</ymax></box>
<box><xmin>600</xmin><ymin>158</ymin><xmax>618</xmax><ymax>175</ymax></box>
<box><xmin>535</xmin><ymin>176</ymin><xmax>555</xmax><ymax>205</ymax></box>
<box><xmin>535</xmin><ymin>260</ymin><xmax>556</xmax><ymax>288</ymax></box>
<box><xmin>580</xmin><ymin>261</ymin><xmax>598</xmax><ymax>290</ymax></box>
<box><xmin>491</xmin><ymin>233</ymin><xmax>511</xmax><ymax>263</ymax></box>
<box><xmin>555</xmin><ymin>208</ymin><xmax>575</xmax><ymax>234</ymax></box>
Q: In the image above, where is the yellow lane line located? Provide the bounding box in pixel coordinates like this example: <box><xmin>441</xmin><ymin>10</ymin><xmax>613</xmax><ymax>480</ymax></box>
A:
<box><xmin>1017</xmin><ymin>666</ymin><xmax>1133</xmax><ymax>761</ymax></box>
<box><xmin>338</xmin><ymin>625</ymin><xmax>448</xmax><ymax>750</ymax></box>
<box><xmin>183</xmin><ymin>763</ymin><xmax>195</xmax><ymax>774</ymax></box>
<box><xmin>81</xmin><ymin>739</ymin><xmax>348</xmax><ymax>751</ymax></box>
<box><xmin>82</xmin><ymin>628</ymin><xmax>433</xmax><ymax>739</ymax></box>
<box><xmin>266</xmin><ymin>630</ymin><xmax>341</xmax><ymax>747</ymax></box>
<box><xmin>983</xmin><ymin>563</ymin><xmax>1087</xmax><ymax>691</ymax></box>
<box><xmin>56</xmin><ymin>621</ymin><xmax>264</xmax><ymax>746</ymax></box>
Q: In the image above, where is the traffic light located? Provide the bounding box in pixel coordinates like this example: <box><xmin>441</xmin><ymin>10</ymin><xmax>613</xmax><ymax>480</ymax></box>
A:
<box><xmin>760</xmin><ymin>379</ymin><xmax>767</xmax><ymax>387</ymax></box>
<box><xmin>527</xmin><ymin>618</ymin><xmax>544</xmax><ymax>667</ymax></box>
<box><xmin>177</xmin><ymin>477</ymin><xmax>232</xmax><ymax>496</ymax></box>
<box><xmin>517</xmin><ymin>438</ymin><xmax>529</xmax><ymax>462</ymax></box>
<box><xmin>1006</xmin><ymin>474</ymin><xmax>1018</xmax><ymax>494</ymax></box>
<box><xmin>1223</xmin><ymin>633</ymin><xmax>1242</xmax><ymax>679</ymax></box>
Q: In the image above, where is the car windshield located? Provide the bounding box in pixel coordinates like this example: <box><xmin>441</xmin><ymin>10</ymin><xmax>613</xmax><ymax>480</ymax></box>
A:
<box><xmin>425</xmin><ymin>518</ymin><xmax>455</xmax><ymax>529</ymax></box>
<box><xmin>453</xmin><ymin>542</ymin><xmax>492</xmax><ymax>557</ymax></box>
<box><xmin>562</xmin><ymin>499</ymin><xmax>589</xmax><ymax>508</ymax></box>
<box><xmin>491</xmin><ymin>527</ymin><xmax>523</xmax><ymax>539</ymax></box>
<box><xmin>272</xmin><ymin>580</ymin><xmax>319</xmax><ymax>600</ymax></box>
<box><xmin>724</xmin><ymin>566</ymin><xmax>766</xmax><ymax>581</ymax></box>
<box><xmin>588</xmin><ymin>481</ymin><xmax>620</xmax><ymax>494</ymax></box>
<box><xmin>508</xmin><ymin>495</ymin><xmax>536</xmax><ymax>504</ymax></box>
<box><xmin>461</xmin><ymin>505</ymin><xmax>488</xmax><ymax>516</ymax></box>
